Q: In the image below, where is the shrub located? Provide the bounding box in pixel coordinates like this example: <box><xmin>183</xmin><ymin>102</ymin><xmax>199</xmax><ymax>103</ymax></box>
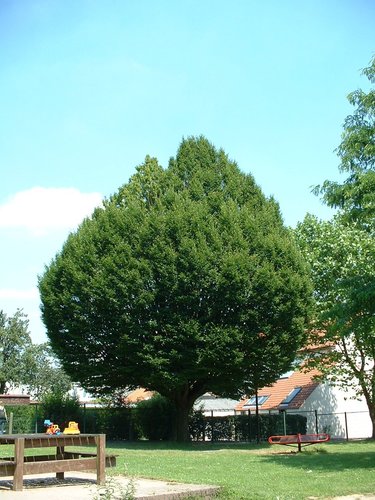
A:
<box><xmin>40</xmin><ymin>392</ymin><xmax>82</xmax><ymax>431</ymax></box>
<box><xmin>83</xmin><ymin>406</ymin><xmax>138</xmax><ymax>440</ymax></box>
<box><xmin>3</xmin><ymin>405</ymin><xmax>37</xmax><ymax>434</ymax></box>
<box><xmin>134</xmin><ymin>394</ymin><xmax>176</xmax><ymax>440</ymax></box>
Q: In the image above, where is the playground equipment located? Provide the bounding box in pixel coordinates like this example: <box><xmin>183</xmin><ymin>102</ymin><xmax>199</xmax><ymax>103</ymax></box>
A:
<box><xmin>44</xmin><ymin>419</ymin><xmax>61</xmax><ymax>435</ymax></box>
<box><xmin>63</xmin><ymin>421</ymin><xmax>80</xmax><ymax>434</ymax></box>
<box><xmin>268</xmin><ymin>433</ymin><xmax>330</xmax><ymax>452</ymax></box>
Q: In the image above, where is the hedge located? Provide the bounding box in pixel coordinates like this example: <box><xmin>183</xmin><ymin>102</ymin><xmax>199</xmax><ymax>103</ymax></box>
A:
<box><xmin>189</xmin><ymin>412</ymin><xmax>307</xmax><ymax>441</ymax></box>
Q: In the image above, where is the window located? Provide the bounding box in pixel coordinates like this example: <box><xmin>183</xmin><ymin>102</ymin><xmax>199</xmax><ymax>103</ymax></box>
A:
<box><xmin>244</xmin><ymin>395</ymin><xmax>269</xmax><ymax>406</ymax></box>
<box><xmin>280</xmin><ymin>387</ymin><xmax>301</xmax><ymax>405</ymax></box>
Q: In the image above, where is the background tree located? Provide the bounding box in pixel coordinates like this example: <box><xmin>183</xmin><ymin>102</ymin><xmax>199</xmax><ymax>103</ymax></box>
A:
<box><xmin>295</xmin><ymin>215</ymin><xmax>375</xmax><ymax>438</ymax></box>
<box><xmin>314</xmin><ymin>56</ymin><xmax>375</xmax><ymax>225</ymax></box>
<box><xmin>22</xmin><ymin>343</ymin><xmax>72</xmax><ymax>399</ymax></box>
<box><xmin>0</xmin><ymin>309</ymin><xmax>31</xmax><ymax>393</ymax></box>
<box><xmin>39</xmin><ymin>136</ymin><xmax>313</xmax><ymax>441</ymax></box>
<box><xmin>0</xmin><ymin>309</ymin><xmax>71</xmax><ymax>397</ymax></box>
<box><xmin>297</xmin><ymin>57</ymin><xmax>375</xmax><ymax>438</ymax></box>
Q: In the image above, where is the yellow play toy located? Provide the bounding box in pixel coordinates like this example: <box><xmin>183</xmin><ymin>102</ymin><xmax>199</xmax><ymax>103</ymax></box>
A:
<box><xmin>63</xmin><ymin>421</ymin><xmax>80</xmax><ymax>435</ymax></box>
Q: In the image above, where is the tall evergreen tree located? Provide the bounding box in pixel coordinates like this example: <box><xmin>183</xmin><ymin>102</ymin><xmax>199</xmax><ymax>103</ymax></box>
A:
<box><xmin>39</xmin><ymin>136</ymin><xmax>312</xmax><ymax>441</ymax></box>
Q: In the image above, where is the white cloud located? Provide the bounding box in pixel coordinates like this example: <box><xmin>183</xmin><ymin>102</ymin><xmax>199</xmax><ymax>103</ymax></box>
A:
<box><xmin>0</xmin><ymin>187</ymin><xmax>102</xmax><ymax>236</ymax></box>
<box><xmin>0</xmin><ymin>288</ymin><xmax>39</xmax><ymax>300</ymax></box>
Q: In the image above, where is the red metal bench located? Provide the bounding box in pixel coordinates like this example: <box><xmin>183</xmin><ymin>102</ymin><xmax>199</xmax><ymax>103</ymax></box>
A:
<box><xmin>268</xmin><ymin>433</ymin><xmax>330</xmax><ymax>452</ymax></box>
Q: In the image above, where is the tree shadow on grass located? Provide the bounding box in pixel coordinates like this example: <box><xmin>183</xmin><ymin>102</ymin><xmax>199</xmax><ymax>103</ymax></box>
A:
<box><xmin>260</xmin><ymin>445</ymin><xmax>375</xmax><ymax>472</ymax></box>
<box><xmin>107</xmin><ymin>440</ymin><xmax>270</xmax><ymax>452</ymax></box>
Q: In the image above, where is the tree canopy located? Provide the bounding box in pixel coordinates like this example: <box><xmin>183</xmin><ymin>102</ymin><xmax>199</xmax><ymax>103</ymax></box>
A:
<box><xmin>0</xmin><ymin>309</ymin><xmax>31</xmax><ymax>394</ymax></box>
<box><xmin>295</xmin><ymin>214</ymin><xmax>375</xmax><ymax>437</ymax></box>
<box><xmin>296</xmin><ymin>57</ymin><xmax>375</xmax><ymax>438</ymax></box>
<box><xmin>39</xmin><ymin>136</ymin><xmax>313</xmax><ymax>440</ymax></box>
<box><xmin>314</xmin><ymin>56</ymin><xmax>375</xmax><ymax>225</ymax></box>
<box><xmin>0</xmin><ymin>309</ymin><xmax>71</xmax><ymax>398</ymax></box>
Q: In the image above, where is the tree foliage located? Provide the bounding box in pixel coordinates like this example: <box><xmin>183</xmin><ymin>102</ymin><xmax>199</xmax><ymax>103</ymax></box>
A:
<box><xmin>0</xmin><ymin>309</ymin><xmax>71</xmax><ymax>397</ymax></box>
<box><xmin>299</xmin><ymin>56</ymin><xmax>375</xmax><ymax>439</ymax></box>
<box><xmin>39</xmin><ymin>136</ymin><xmax>313</xmax><ymax>440</ymax></box>
<box><xmin>22</xmin><ymin>343</ymin><xmax>72</xmax><ymax>399</ymax></box>
<box><xmin>295</xmin><ymin>215</ymin><xmax>375</xmax><ymax>437</ymax></box>
<box><xmin>314</xmin><ymin>56</ymin><xmax>375</xmax><ymax>224</ymax></box>
<box><xmin>0</xmin><ymin>309</ymin><xmax>31</xmax><ymax>394</ymax></box>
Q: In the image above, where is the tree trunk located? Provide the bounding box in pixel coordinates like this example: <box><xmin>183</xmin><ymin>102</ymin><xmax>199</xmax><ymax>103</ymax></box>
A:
<box><xmin>169</xmin><ymin>384</ymin><xmax>205</xmax><ymax>442</ymax></box>
<box><xmin>362</xmin><ymin>391</ymin><xmax>375</xmax><ymax>440</ymax></box>
<box><xmin>368</xmin><ymin>405</ymin><xmax>375</xmax><ymax>440</ymax></box>
<box><xmin>173</xmin><ymin>402</ymin><xmax>191</xmax><ymax>442</ymax></box>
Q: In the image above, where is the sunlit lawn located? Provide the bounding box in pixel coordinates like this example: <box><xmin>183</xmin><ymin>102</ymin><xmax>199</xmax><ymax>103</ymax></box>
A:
<box><xmin>105</xmin><ymin>440</ymin><xmax>375</xmax><ymax>499</ymax></box>
<box><xmin>1</xmin><ymin>439</ymin><xmax>375</xmax><ymax>498</ymax></box>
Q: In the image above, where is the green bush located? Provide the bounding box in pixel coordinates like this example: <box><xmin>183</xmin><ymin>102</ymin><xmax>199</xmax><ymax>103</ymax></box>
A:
<box><xmin>3</xmin><ymin>405</ymin><xmax>37</xmax><ymax>434</ymax></box>
<box><xmin>83</xmin><ymin>406</ymin><xmax>138</xmax><ymax>440</ymax></box>
<box><xmin>40</xmin><ymin>392</ymin><xmax>82</xmax><ymax>431</ymax></box>
<box><xmin>134</xmin><ymin>394</ymin><xmax>176</xmax><ymax>441</ymax></box>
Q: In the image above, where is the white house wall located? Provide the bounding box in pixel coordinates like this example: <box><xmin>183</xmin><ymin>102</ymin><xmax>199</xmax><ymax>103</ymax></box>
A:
<box><xmin>299</xmin><ymin>381</ymin><xmax>372</xmax><ymax>439</ymax></box>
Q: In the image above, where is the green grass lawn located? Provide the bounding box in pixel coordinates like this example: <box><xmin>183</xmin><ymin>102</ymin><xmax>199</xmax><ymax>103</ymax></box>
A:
<box><xmin>105</xmin><ymin>440</ymin><xmax>375</xmax><ymax>499</ymax></box>
<box><xmin>1</xmin><ymin>439</ymin><xmax>375</xmax><ymax>498</ymax></box>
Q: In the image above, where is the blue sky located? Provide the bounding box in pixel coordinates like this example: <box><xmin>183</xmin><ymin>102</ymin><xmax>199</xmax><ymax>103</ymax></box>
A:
<box><xmin>0</xmin><ymin>0</ymin><xmax>374</xmax><ymax>343</ymax></box>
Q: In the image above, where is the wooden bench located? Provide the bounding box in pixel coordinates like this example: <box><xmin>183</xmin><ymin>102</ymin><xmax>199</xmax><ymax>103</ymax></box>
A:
<box><xmin>0</xmin><ymin>433</ymin><xmax>116</xmax><ymax>491</ymax></box>
<box><xmin>268</xmin><ymin>433</ymin><xmax>330</xmax><ymax>452</ymax></box>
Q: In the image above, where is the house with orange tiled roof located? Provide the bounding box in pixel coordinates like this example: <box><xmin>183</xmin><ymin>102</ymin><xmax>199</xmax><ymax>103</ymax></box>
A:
<box><xmin>235</xmin><ymin>368</ymin><xmax>321</xmax><ymax>413</ymax></box>
<box><xmin>235</xmin><ymin>362</ymin><xmax>372</xmax><ymax>439</ymax></box>
<box><xmin>123</xmin><ymin>388</ymin><xmax>154</xmax><ymax>405</ymax></box>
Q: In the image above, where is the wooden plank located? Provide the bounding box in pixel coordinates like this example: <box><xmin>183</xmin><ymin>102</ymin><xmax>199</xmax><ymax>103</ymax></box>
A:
<box><xmin>2</xmin><ymin>453</ymin><xmax>116</xmax><ymax>467</ymax></box>
<box><xmin>24</xmin><ymin>435</ymin><xmax>96</xmax><ymax>448</ymax></box>
<box><xmin>23</xmin><ymin>458</ymin><xmax>97</xmax><ymax>475</ymax></box>
<box><xmin>13</xmin><ymin>437</ymin><xmax>25</xmax><ymax>491</ymax></box>
<box><xmin>63</xmin><ymin>452</ymin><xmax>117</xmax><ymax>467</ymax></box>
<box><xmin>95</xmin><ymin>434</ymin><xmax>106</xmax><ymax>485</ymax></box>
<box><xmin>56</xmin><ymin>446</ymin><xmax>65</xmax><ymax>479</ymax></box>
<box><xmin>0</xmin><ymin>461</ymin><xmax>15</xmax><ymax>477</ymax></box>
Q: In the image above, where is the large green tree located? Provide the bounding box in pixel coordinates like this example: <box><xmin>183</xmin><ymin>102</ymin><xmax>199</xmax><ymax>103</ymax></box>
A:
<box><xmin>295</xmin><ymin>215</ymin><xmax>375</xmax><ymax>437</ymax></box>
<box><xmin>39</xmin><ymin>136</ymin><xmax>313</xmax><ymax>441</ymax></box>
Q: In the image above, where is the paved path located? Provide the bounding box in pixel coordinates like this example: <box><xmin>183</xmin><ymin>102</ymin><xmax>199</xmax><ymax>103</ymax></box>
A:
<box><xmin>1</xmin><ymin>473</ymin><xmax>374</xmax><ymax>499</ymax></box>
<box><xmin>0</xmin><ymin>472</ymin><xmax>220</xmax><ymax>499</ymax></box>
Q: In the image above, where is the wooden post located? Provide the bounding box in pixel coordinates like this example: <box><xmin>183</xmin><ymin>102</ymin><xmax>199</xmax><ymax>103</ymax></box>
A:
<box><xmin>8</xmin><ymin>412</ymin><xmax>14</xmax><ymax>435</ymax></box>
<box><xmin>56</xmin><ymin>446</ymin><xmax>65</xmax><ymax>479</ymax></box>
<box><xmin>95</xmin><ymin>434</ymin><xmax>106</xmax><ymax>485</ymax></box>
<box><xmin>13</xmin><ymin>437</ymin><xmax>25</xmax><ymax>491</ymax></box>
